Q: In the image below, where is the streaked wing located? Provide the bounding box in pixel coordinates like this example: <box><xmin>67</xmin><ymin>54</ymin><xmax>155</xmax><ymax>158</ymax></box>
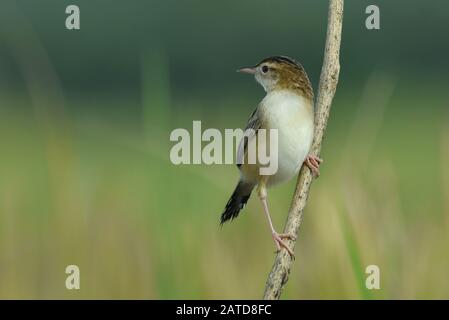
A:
<box><xmin>237</xmin><ymin>106</ymin><xmax>261</xmax><ymax>167</ymax></box>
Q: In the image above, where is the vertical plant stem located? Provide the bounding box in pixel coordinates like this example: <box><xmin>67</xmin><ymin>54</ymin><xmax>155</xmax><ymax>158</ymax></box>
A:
<box><xmin>263</xmin><ymin>0</ymin><xmax>344</xmax><ymax>300</ymax></box>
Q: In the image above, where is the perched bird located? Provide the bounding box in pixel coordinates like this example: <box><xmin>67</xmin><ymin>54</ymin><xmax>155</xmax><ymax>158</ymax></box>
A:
<box><xmin>220</xmin><ymin>56</ymin><xmax>322</xmax><ymax>256</ymax></box>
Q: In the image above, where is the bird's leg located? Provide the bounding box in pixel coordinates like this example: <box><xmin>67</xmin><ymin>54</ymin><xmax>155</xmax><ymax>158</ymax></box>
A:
<box><xmin>257</xmin><ymin>179</ymin><xmax>295</xmax><ymax>257</ymax></box>
<box><xmin>305</xmin><ymin>154</ymin><xmax>323</xmax><ymax>177</ymax></box>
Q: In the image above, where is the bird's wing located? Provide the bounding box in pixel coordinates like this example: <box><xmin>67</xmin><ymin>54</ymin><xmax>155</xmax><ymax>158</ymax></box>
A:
<box><xmin>237</xmin><ymin>106</ymin><xmax>262</xmax><ymax>168</ymax></box>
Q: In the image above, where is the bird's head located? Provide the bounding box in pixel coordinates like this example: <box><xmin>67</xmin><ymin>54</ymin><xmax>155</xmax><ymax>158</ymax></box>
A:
<box><xmin>238</xmin><ymin>56</ymin><xmax>313</xmax><ymax>100</ymax></box>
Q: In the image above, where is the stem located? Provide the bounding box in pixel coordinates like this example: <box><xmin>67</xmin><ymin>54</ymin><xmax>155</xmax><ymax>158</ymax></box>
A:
<box><xmin>263</xmin><ymin>0</ymin><xmax>344</xmax><ymax>300</ymax></box>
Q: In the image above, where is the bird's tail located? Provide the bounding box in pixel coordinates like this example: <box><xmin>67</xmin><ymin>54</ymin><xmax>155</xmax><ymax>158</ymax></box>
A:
<box><xmin>220</xmin><ymin>180</ymin><xmax>254</xmax><ymax>225</ymax></box>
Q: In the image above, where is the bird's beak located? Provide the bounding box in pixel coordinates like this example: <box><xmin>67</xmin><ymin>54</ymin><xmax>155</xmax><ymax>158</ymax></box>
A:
<box><xmin>237</xmin><ymin>67</ymin><xmax>256</xmax><ymax>74</ymax></box>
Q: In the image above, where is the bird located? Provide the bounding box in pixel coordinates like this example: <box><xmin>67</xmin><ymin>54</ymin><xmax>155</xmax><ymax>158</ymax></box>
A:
<box><xmin>220</xmin><ymin>56</ymin><xmax>322</xmax><ymax>257</ymax></box>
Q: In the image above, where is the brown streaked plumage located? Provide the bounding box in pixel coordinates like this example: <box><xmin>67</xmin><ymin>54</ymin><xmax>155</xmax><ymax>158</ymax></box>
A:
<box><xmin>220</xmin><ymin>56</ymin><xmax>322</xmax><ymax>257</ymax></box>
<box><xmin>257</xmin><ymin>56</ymin><xmax>314</xmax><ymax>100</ymax></box>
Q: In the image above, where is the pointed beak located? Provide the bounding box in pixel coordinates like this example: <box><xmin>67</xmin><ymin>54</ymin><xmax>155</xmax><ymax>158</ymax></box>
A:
<box><xmin>237</xmin><ymin>67</ymin><xmax>256</xmax><ymax>74</ymax></box>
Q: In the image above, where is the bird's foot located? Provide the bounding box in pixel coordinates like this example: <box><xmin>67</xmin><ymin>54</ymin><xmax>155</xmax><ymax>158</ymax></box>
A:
<box><xmin>272</xmin><ymin>232</ymin><xmax>296</xmax><ymax>258</ymax></box>
<box><xmin>305</xmin><ymin>154</ymin><xmax>323</xmax><ymax>177</ymax></box>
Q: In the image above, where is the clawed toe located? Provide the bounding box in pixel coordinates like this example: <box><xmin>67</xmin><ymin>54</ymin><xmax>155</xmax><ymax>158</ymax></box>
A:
<box><xmin>278</xmin><ymin>233</ymin><xmax>296</xmax><ymax>241</ymax></box>
<box><xmin>272</xmin><ymin>232</ymin><xmax>295</xmax><ymax>257</ymax></box>
<box><xmin>305</xmin><ymin>154</ymin><xmax>323</xmax><ymax>177</ymax></box>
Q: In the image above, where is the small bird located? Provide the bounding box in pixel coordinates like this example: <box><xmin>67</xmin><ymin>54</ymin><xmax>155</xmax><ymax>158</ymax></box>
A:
<box><xmin>220</xmin><ymin>56</ymin><xmax>322</xmax><ymax>256</ymax></box>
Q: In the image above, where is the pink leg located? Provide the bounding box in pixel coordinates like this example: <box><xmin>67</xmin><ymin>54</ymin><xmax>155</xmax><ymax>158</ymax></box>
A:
<box><xmin>305</xmin><ymin>154</ymin><xmax>323</xmax><ymax>177</ymax></box>
<box><xmin>258</xmin><ymin>186</ymin><xmax>296</xmax><ymax>257</ymax></box>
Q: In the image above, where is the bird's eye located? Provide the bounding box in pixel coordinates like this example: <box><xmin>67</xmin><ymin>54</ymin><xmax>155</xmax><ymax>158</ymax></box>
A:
<box><xmin>262</xmin><ymin>65</ymin><xmax>269</xmax><ymax>73</ymax></box>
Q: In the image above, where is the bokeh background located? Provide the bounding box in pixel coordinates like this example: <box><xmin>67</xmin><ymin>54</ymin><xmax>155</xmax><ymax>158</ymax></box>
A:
<box><xmin>0</xmin><ymin>0</ymin><xmax>448</xmax><ymax>299</ymax></box>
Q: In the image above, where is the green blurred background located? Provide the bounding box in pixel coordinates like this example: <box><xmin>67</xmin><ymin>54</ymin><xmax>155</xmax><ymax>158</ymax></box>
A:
<box><xmin>0</xmin><ymin>0</ymin><xmax>448</xmax><ymax>299</ymax></box>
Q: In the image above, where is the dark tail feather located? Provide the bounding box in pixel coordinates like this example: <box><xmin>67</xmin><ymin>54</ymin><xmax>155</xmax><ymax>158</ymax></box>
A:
<box><xmin>220</xmin><ymin>181</ymin><xmax>254</xmax><ymax>225</ymax></box>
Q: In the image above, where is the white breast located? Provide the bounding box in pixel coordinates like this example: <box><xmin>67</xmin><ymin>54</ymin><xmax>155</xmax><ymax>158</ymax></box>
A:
<box><xmin>260</xmin><ymin>90</ymin><xmax>314</xmax><ymax>186</ymax></box>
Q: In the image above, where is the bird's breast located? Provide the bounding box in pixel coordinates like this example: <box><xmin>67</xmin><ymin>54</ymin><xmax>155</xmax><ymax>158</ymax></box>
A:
<box><xmin>260</xmin><ymin>90</ymin><xmax>314</xmax><ymax>185</ymax></box>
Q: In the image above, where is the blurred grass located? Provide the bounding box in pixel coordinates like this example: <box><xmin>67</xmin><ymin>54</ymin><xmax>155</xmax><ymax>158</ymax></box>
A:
<box><xmin>0</xmin><ymin>0</ymin><xmax>448</xmax><ymax>301</ymax></box>
<box><xmin>1</xmin><ymin>76</ymin><xmax>449</xmax><ymax>298</ymax></box>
